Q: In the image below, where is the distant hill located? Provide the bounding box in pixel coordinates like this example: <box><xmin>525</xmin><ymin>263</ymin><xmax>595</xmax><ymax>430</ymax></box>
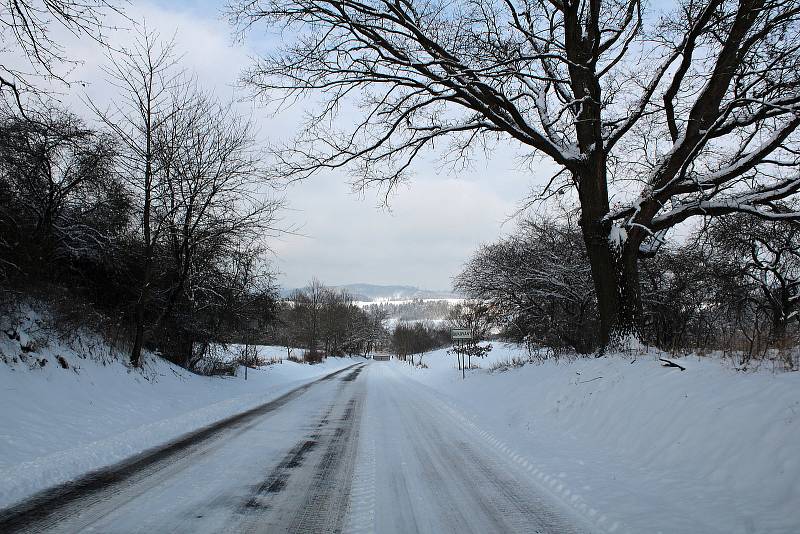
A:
<box><xmin>279</xmin><ymin>283</ymin><xmax>459</xmax><ymax>302</ymax></box>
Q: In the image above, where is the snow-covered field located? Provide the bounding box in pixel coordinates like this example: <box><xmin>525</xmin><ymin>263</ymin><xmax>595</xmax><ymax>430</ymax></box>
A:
<box><xmin>0</xmin><ymin>310</ymin><xmax>356</xmax><ymax>509</ymax></box>
<box><xmin>353</xmin><ymin>297</ymin><xmax>465</xmax><ymax>308</ymax></box>
<box><xmin>387</xmin><ymin>344</ymin><xmax>800</xmax><ymax>533</ymax></box>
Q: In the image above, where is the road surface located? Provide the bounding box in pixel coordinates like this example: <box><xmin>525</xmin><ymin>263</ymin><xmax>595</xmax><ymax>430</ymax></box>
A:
<box><xmin>0</xmin><ymin>362</ymin><xmax>588</xmax><ymax>533</ymax></box>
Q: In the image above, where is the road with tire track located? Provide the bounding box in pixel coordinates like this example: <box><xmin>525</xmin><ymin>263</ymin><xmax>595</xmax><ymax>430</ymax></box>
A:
<box><xmin>0</xmin><ymin>362</ymin><xmax>588</xmax><ymax>533</ymax></box>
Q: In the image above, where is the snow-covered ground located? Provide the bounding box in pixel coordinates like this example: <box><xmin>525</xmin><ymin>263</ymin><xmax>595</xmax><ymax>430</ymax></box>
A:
<box><xmin>0</xmin><ymin>309</ymin><xmax>357</xmax><ymax>509</ymax></box>
<box><xmin>3</xmin><ymin>302</ymin><xmax>798</xmax><ymax>532</ymax></box>
<box><xmin>353</xmin><ymin>297</ymin><xmax>464</xmax><ymax>308</ymax></box>
<box><xmin>387</xmin><ymin>344</ymin><xmax>800</xmax><ymax>533</ymax></box>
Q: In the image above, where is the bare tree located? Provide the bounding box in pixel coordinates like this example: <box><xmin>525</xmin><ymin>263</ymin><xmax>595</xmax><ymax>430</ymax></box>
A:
<box><xmin>455</xmin><ymin>216</ymin><xmax>598</xmax><ymax>352</ymax></box>
<box><xmin>704</xmin><ymin>214</ymin><xmax>800</xmax><ymax>343</ymax></box>
<box><xmin>230</xmin><ymin>0</ymin><xmax>800</xmax><ymax>346</ymax></box>
<box><xmin>89</xmin><ymin>27</ymin><xmax>183</xmax><ymax>367</ymax></box>
<box><xmin>0</xmin><ymin>107</ymin><xmax>121</xmax><ymax>278</ymax></box>
<box><xmin>290</xmin><ymin>278</ymin><xmax>328</xmax><ymax>359</ymax></box>
<box><xmin>448</xmin><ymin>301</ymin><xmax>495</xmax><ymax>368</ymax></box>
<box><xmin>153</xmin><ymin>88</ymin><xmax>283</xmax><ymax>329</ymax></box>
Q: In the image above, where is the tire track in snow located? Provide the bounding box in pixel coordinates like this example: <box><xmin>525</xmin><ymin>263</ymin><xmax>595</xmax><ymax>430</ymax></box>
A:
<box><xmin>233</xmin><ymin>363</ymin><xmax>366</xmax><ymax>533</ymax></box>
<box><xmin>432</xmin><ymin>389</ymin><xmax>630</xmax><ymax>534</ymax></box>
<box><xmin>0</xmin><ymin>363</ymin><xmax>361</xmax><ymax>533</ymax></box>
<box><xmin>343</xmin><ymin>367</ymin><xmax>376</xmax><ymax>534</ymax></box>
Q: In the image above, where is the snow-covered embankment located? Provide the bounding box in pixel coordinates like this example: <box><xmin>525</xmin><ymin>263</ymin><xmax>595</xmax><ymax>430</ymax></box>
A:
<box><xmin>0</xmin><ymin>310</ymin><xmax>355</xmax><ymax>509</ymax></box>
<box><xmin>390</xmin><ymin>344</ymin><xmax>800</xmax><ymax>533</ymax></box>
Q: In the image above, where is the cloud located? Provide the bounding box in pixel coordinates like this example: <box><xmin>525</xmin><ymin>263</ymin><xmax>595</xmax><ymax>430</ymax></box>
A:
<box><xmin>271</xmin><ymin>171</ymin><xmax>523</xmax><ymax>290</ymax></box>
<box><xmin>59</xmin><ymin>1</ymin><xmax>251</xmax><ymax>111</ymax></box>
<box><xmin>18</xmin><ymin>0</ymin><xmax>550</xmax><ymax>290</ymax></box>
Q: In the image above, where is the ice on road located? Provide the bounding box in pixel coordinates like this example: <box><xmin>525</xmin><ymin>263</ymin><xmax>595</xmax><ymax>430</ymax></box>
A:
<box><xmin>1</xmin><ymin>363</ymin><xmax>586</xmax><ymax>533</ymax></box>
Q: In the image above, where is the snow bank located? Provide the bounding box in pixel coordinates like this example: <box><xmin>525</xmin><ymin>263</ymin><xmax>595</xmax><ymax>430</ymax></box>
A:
<box><xmin>389</xmin><ymin>344</ymin><xmax>800</xmax><ymax>533</ymax></box>
<box><xmin>0</xmin><ymin>308</ymin><xmax>356</xmax><ymax>509</ymax></box>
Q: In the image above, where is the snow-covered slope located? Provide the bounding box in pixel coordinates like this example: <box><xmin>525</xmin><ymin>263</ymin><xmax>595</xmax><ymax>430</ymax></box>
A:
<box><xmin>0</xmin><ymin>309</ymin><xmax>356</xmax><ymax>509</ymax></box>
<box><xmin>388</xmin><ymin>344</ymin><xmax>800</xmax><ymax>533</ymax></box>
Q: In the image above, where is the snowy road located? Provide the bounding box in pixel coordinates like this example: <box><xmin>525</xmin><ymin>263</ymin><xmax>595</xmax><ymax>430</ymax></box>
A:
<box><xmin>1</xmin><ymin>362</ymin><xmax>587</xmax><ymax>533</ymax></box>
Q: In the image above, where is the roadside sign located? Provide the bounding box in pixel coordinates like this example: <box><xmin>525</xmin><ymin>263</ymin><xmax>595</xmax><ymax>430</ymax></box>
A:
<box><xmin>451</xmin><ymin>328</ymin><xmax>473</xmax><ymax>341</ymax></box>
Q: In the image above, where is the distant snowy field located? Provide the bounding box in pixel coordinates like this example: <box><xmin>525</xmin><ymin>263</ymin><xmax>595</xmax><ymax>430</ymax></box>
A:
<box><xmin>353</xmin><ymin>297</ymin><xmax>465</xmax><ymax>308</ymax></box>
<box><xmin>388</xmin><ymin>344</ymin><xmax>800</xmax><ymax>534</ymax></box>
<box><xmin>0</xmin><ymin>309</ymin><xmax>356</xmax><ymax>509</ymax></box>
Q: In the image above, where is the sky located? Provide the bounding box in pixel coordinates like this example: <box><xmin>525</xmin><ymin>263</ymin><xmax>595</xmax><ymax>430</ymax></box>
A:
<box><xmin>22</xmin><ymin>0</ymin><xmax>557</xmax><ymax>291</ymax></box>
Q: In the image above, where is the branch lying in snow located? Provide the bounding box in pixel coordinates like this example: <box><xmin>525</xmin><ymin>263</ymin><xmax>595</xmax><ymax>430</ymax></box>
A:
<box><xmin>659</xmin><ymin>358</ymin><xmax>686</xmax><ymax>371</ymax></box>
<box><xmin>577</xmin><ymin>376</ymin><xmax>603</xmax><ymax>384</ymax></box>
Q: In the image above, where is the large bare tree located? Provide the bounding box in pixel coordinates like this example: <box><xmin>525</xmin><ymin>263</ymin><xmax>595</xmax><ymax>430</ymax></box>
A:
<box><xmin>229</xmin><ymin>0</ymin><xmax>800</xmax><ymax>345</ymax></box>
<box><xmin>153</xmin><ymin>88</ymin><xmax>283</xmax><ymax>331</ymax></box>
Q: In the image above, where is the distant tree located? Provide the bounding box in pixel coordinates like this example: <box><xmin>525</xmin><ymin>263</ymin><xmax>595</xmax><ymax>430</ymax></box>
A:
<box><xmin>362</xmin><ymin>306</ymin><xmax>389</xmax><ymax>356</ymax></box>
<box><xmin>448</xmin><ymin>302</ymin><xmax>494</xmax><ymax>369</ymax></box>
<box><xmin>450</xmin><ymin>341</ymin><xmax>493</xmax><ymax>373</ymax></box>
<box><xmin>448</xmin><ymin>300</ymin><xmax>495</xmax><ymax>340</ymax></box>
<box><xmin>392</xmin><ymin>321</ymin><xmax>450</xmax><ymax>366</ymax></box>
<box><xmin>290</xmin><ymin>278</ymin><xmax>328</xmax><ymax>359</ymax></box>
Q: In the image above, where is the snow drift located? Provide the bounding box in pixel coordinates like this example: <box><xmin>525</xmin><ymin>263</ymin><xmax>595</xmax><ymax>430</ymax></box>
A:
<box><xmin>390</xmin><ymin>344</ymin><xmax>800</xmax><ymax>533</ymax></box>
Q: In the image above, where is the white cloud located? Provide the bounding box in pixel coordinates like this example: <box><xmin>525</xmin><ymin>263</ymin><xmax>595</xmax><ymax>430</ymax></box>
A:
<box><xmin>271</xmin><ymin>171</ymin><xmax>523</xmax><ymax>290</ymax></box>
<box><xmin>16</xmin><ymin>0</ymin><xmax>551</xmax><ymax>290</ymax></box>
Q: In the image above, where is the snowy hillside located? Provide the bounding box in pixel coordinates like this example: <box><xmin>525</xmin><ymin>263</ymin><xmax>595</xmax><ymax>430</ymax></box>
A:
<box><xmin>0</xmin><ymin>309</ymin><xmax>356</xmax><ymax>509</ymax></box>
<box><xmin>387</xmin><ymin>344</ymin><xmax>800</xmax><ymax>533</ymax></box>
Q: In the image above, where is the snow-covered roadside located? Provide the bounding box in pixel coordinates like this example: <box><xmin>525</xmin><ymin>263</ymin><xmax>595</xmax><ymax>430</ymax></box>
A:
<box><xmin>388</xmin><ymin>344</ymin><xmax>800</xmax><ymax>533</ymax></box>
<box><xmin>0</xmin><ymin>311</ymin><xmax>357</xmax><ymax>509</ymax></box>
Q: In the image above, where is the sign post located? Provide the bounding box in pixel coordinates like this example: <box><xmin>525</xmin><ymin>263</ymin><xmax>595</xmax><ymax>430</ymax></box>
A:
<box><xmin>451</xmin><ymin>328</ymin><xmax>473</xmax><ymax>379</ymax></box>
<box><xmin>451</xmin><ymin>328</ymin><xmax>473</xmax><ymax>341</ymax></box>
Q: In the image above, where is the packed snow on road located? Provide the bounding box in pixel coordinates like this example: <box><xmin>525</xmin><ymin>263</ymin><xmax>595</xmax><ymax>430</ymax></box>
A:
<box><xmin>1</xmin><ymin>312</ymin><xmax>798</xmax><ymax>533</ymax></box>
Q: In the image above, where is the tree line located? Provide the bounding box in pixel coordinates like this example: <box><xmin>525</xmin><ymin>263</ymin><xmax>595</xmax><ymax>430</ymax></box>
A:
<box><xmin>229</xmin><ymin>0</ymin><xmax>800</xmax><ymax>349</ymax></box>
<box><xmin>5</xmin><ymin>0</ymin><xmax>800</xmax><ymax>370</ymax></box>
<box><xmin>1</xmin><ymin>23</ymin><xmax>280</xmax><ymax>370</ymax></box>
<box><xmin>455</xmin><ymin>212</ymin><xmax>800</xmax><ymax>368</ymax></box>
<box><xmin>266</xmin><ymin>279</ymin><xmax>388</xmax><ymax>361</ymax></box>
<box><xmin>391</xmin><ymin>322</ymin><xmax>451</xmax><ymax>365</ymax></box>
<box><xmin>362</xmin><ymin>299</ymin><xmax>453</xmax><ymax>323</ymax></box>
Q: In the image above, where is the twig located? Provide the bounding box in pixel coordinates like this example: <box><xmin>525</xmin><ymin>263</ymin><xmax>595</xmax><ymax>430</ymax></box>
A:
<box><xmin>659</xmin><ymin>358</ymin><xmax>686</xmax><ymax>371</ymax></box>
<box><xmin>577</xmin><ymin>376</ymin><xmax>603</xmax><ymax>384</ymax></box>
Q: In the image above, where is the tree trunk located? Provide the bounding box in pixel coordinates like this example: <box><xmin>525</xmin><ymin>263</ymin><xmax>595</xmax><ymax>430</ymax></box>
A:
<box><xmin>771</xmin><ymin>302</ymin><xmax>787</xmax><ymax>342</ymax></box>
<box><xmin>130</xmin><ymin>257</ymin><xmax>152</xmax><ymax>367</ymax></box>
<box><xmin>130</xmin><ymin>303</ymin><xmax>146</xmax><ymax>368</ymax></box>
<box><xmin>577</xmin><ymin>166</ymin><xmax>643</xmax><ymax>348</ymax></box>
<box><xmin>130</xmin><ymin>110</ymin><xmax>154</xmax><ymax>368</ymax></box>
